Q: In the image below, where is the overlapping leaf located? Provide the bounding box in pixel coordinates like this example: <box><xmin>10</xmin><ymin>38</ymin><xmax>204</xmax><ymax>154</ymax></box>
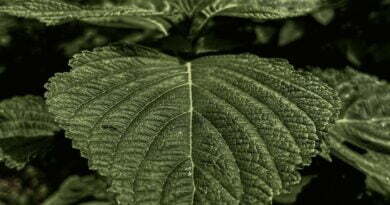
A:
<box><xmin>0</xmin><ymin>0</ymin><xmax>341</xmax><ymax>35</ymax></box>
<box><xmin>312</xmin><ymin>68</ymin><xmax>390</xmax><ymax>196</ymax></box>
<box><xmin>0</xmin><ymin>95</ymin><xmax>60</xmax><ymax>169</ymax></box>
<box><xmin>0</xmin><ymin>0</ymin><xmax>177</xmax><ymax>35</ymax></box>
<box><xmin>189</xmin><ymin>0</ymin><xmax>340</xmax><ymax>34</ymax></box>
<box><xmin>45</xmin><ymin>44</ymin><xmax>339</xmax><ymax>204</ymax></box>
<box><xmin>43</xmin><ymin>175</ymin><xmax>115</xmax><ymax>205</ymax></box>
<box><xmin>210</xmin><ymin>0</ymin><xmax>338</xmax><ymax>19</ymax></box>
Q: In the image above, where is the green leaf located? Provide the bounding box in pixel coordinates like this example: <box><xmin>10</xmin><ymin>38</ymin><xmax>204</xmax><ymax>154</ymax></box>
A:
<box><xmin>0</xmin><ymin>0</ymin><xmax>177</xmax><ymax>35</ymax></box>
<box><xmin>45</xmin><ymin>44</ymin><xmax>340</xmax><ymax>205</ymax></box>
<box><xmin>278</xmin><ymin>21</ymin><xmax>305</xmax><ymax>46</ymax></box>
<box><xmin>366</xmin><ymin>176</ymin><xmax>390</xmax><ymax>198</ymax></box>
<box><xmin>217</xmin><ymin>0</ymin><xmax>337</xmax><ymax>19</ymax></box>
<box><xmin>190</xmin><ymin>0</ymin><xmax>341</xmax><ymax>35</ymax></box>
<box><xmin>254</xmin><ymin>25</ymin><xmax>277</xmax><ymax>45</ymax></box>
<box><xmin>311</xmin><ymin>8</ymin><xmax>335</xmax><ymax>25</ymax></box>
<box><xmin>43</xmin><ymin>175</ymin><xmax>115</xmax><ymax>205</ymax></box>
<box><xmin>0</xmin><ymin>95</ymin><xmax>60</xmax><ymax>169</ymax></box>
<box><xmin>194</xmin><ymin>32</ymin><xmax>249</xmax><ymax>54</ymax></box>
<box><xmin>312</xmin><ymin>68</ymin><xmax>390</xmax><ymax>197</ymax></box>
<box><xmin>0</xmin><ymin>0</ymin><xmax>341</xmax><ymax>36</ymax></box>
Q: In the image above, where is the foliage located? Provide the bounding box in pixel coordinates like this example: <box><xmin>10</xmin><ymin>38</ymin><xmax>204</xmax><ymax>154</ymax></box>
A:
<box><xmin>0</xmin><ymin>0</ymin><xmax>389</xmax><ymax>204</ymax></box>
<box><xmin>44</xmin><ymin>44</ymin><xmax>339</xmax><ymax>204</ymax></box>
<box><xmin>0</xmin><ymin>96</ymin><xmax>60</xmax><ymax>169</ymax></box>
<box><xmin>312</xmin><ymin>68</ymin><xmax>390</xmax><ymax>197</ymax></box>
<box><xmin>43</xmin><ymin>175</ymin><xmax>115</xmax><ymax>205</ymax></box>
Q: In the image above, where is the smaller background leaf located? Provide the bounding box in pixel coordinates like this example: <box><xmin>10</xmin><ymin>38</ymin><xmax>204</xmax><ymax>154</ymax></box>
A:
<box><xmin>43</xmin><ymin>175</ymin><xmax>115</xmax><ymax>205</ymax></box>
<box><xmin>0</xmin><ymin>95</ymin><xmax>60</xmax><ymax>169</ymax></box>
<box><xmin>312</xmin><ymin>68</ymin><xmax>390</xmax><ymax>197</ymax></box>
<box><xmin>312</xmin><ymin>8</ymin><xmax>335</xmax><ymax>25</ymax></box>
<box><xmin>278</xmin><ymin>20</ymin><xmax>305</xmax><ymax>46</ymax></box>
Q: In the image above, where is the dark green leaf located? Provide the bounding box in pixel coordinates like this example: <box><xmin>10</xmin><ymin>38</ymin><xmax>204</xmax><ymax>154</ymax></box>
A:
<box><xmin>313</xmin><ymin>68</ymin><xmax>390</xmax><ymax>197</ymax></box>
<box><xmin>45</xmin><ymin>44</ymin><xmax>340</xmax><ymax>204</ymax></box>
<box><xmin>0</xmin><ymin>96</ymin><xmax>60</xmax><ymax>169</ymax></box>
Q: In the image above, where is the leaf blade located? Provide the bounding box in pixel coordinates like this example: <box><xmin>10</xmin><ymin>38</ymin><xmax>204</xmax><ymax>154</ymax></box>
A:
<box><xmin>45</xmin><ymin>45</ymin><xmax>340</xmax><ymax>204</ymax></box>
<box><xmin>0</xmin><ymin>95</ymin><xmax>60</xmax><ymax>169</ymax></box>
<box><xmin>0</xmin><ymin>0</ymin><xmax>174</xmax><ymax>34</ymax></box>
<box><xmin>313</xmin><ymin>68</ymin><xmax>390</xmax><ymax>197</ymax></box>
<box><xmin>190</xmin><ymin>0</ymin><xmax>342</xmax><ymax>34</ymax></box>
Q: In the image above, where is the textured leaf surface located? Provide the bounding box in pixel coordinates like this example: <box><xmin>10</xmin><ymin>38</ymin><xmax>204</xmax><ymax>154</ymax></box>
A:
<box><xmin>46</xmin><ymin>45</ymin><xmax>339</xmax><ymax>205</ymax></box>
<box><xmin>0</xmin><ymin>0</ymin><xmax>176</xmax><ymax>35</ymax></box>
<box><xmin>0</xmin><ymin>95</ymin><xmax>60</xmax><ymax>169</ymax></box>
<box><xmin>215</xmin><ymin>0</ymin><xmax>337</xmax><ymax>19</ymax></box>
<box><xmin>313</xmin><ymin>68</ymin><xmax>390</xmax><ymax>196</ymax></box>
<box><xmin>0</xmin><ymin>0</ymin><xmax>340</xmax><ymax>35</ymax></box>
<box><xmin>189</xmin><ymin>0</ymin><xmax>340</xmax><ymax>34</ymax></box>
<box><xmin>43</xmin><ymin>175</ymin><xmax>115</xmax><ymax>205</ymax></box>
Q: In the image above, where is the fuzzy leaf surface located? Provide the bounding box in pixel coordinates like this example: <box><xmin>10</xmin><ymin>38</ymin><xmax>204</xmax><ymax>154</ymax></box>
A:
<box><xmin>313</xmin><ymin>68</ymin><xmax>390</xmax><ymax>196</ymax></box>
<box><xmin>46</xmin><ymin>45</ymin><xmax>339</xmax><ymax>205</ymax></box>
<box><xmin>0</xmin><ymin>0</ymin><xmax>340</xmax><ymax>35</ymax></box>
<box><xmin>214</xmin><ymin>0</ymin><xmax>337</xmax><ymax>19</ymax></box>
<box><xmin>0</xmin><ymin>95</ymin><xmax>60</xmax><ymax>169</ymax></box>
<box><xmin>0</xmin><ymin>0</ymin><xmax>177</xmax><ymax>35</ymax></box>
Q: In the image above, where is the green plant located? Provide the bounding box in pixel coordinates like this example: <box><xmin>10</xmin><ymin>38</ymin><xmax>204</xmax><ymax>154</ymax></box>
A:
<box><xmin>0</xmin><ymin>0</ymin><xmax>389</xmax><ymax>205</ymax></box>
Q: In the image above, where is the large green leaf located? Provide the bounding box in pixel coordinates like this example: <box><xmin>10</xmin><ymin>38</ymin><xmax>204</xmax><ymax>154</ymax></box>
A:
<box><xmin>45</xmin><ymin>44</ymin><xmax>339</xmax><ymax>204</ymax></box>
<box><xmin>312</xmin><ymin>68</ymin><xmax>390</xmax><ymax>197</ymax></box>
<box><xmin>0</xmin><ymin>0</ymin><xmax>341</xmax><ymax>35</ymax></box>
<box><xmin>0</xmin><ymin>95</ymin><xmax>60</xmax><ymax>169</ymax></box>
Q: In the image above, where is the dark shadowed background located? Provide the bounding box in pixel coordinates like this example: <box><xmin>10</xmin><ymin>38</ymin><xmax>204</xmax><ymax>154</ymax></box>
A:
<box><xmin>0</xmin><ymin>0</ymin><xmax>389</xmax><ymax>204</ymax></box>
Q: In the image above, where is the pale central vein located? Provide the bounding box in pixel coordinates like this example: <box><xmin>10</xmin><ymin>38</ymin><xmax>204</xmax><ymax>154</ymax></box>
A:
<box><xmin>186</xmin><ymin>62</ymin><xmax>196</xmax><ymax>204</ymax></box>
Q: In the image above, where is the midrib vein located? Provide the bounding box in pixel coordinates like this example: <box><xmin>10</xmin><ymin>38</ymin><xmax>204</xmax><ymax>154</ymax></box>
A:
<box><xmin>186</xmin><ymin>62</ymin><xmax>196</xmax><ymax>204</ymax></box>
